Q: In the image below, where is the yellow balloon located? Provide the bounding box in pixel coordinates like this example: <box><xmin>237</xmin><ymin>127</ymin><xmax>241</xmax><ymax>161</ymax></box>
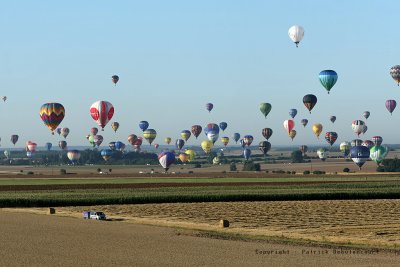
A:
<box><xmin>289</xmin><ymin>129</ymin><xmax>296</xmax><ymax>140</ymax></box>
<box><xmin>185</xmin><ymin>149</ymin><xmax>196</xmax><ymax>162</ymax></box>
<box><xmin>201</xmin><ymin>140</ymin><xmax>213</xmax><ymax>154</ymax></box>
<box><xmin>312</xmin><ymin>123</ymin><xmax>323</xmax><ymax>138</ymax></box>
<box><xmin>164</xmin><ymin>137</ymin><xmax>172</xmax><ymax>145</ymax></box>
<box><xmin>220</xmin><ymin>137</ymin><xmax>229</xmax><ymax>147</ymax></box>
<box><xmin>179</xmin><ymin>153</ymin><xmax>189</xmax><ymax>163</ymax></box>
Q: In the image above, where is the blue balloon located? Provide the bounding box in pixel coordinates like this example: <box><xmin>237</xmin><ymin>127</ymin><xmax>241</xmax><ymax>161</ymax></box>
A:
<box><xmin>101</xmin><ymin>149</ymin><xmax>113</xmax><ymax>157</ymax></box>
<box><xmin>219</xmin><ymin>122</ymin><xmax>228</xmax><ymax>131</ymax></box>
<box><xmin>204</xmin><ymin>123</ymin><xmax>220</xmax><ymax>136</ymax></box>
<box><xmin>114</xmin><ymin>141</ymin><xmax>126</xmax><ymax>152</ymax></box>
<box><xmin>239</xmin><ymin>139</ymin><xmax>245</xmax><ymax>148</ymax></box>
<box><xmin>45</xmin><ymin>142</ymin><xmax>52</xmax><ymax>151</ymax></box>
<box><xmin>175</xmin><ymin>139</ymin><xmax>185</xmax><ymax>150</ymax></box>
<box><xmin>232</xmin><ymin>133</ymin><xmax>240</xmax><ymax>144</ymax></box>
<box><xmin>243</xmin><ymin>148</ymin><xmax>251</xmax><ymax>160</ymax></box>
<box><xmin>158</xmin><ymin>151</ymin><xmax>176</xmax><ymax>171</ymax></box>
<box><xmin>139</xmin><ymin>121</ymin><xmax>149</xmax><ymax>132</ymax></box>
<box><xmin>109</xmin><ymin>142</ymin><xmax>116</xmax><ymax>151</ymax></box>
<box><xmin>350</xmin><ymin>146</ymin><xmax>370</xmax><ymax>170</ymax></box>
<box><xmin>289</xmin><ymin>109</ymin><xmax>297</xmax><ymax>119</ymax></box>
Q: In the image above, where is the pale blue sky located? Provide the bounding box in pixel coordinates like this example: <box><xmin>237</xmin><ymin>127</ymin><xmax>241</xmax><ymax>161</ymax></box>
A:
<box><xmin>0</xmin><ymin>1</ymin><xmax>399</xmax><ymax>148</ymax></box>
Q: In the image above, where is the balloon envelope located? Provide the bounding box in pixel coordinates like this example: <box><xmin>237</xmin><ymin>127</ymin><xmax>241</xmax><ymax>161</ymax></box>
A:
<box><xmin>262</xmin><ymin>128</ymin><xmax>273</xmax><ymax>140</ymax></box>
<box><xmin>39</xmin><ymin>103</ymin><xmax>65</xmax><ymax>134</ymax></box>
<box><xmin>191</xmin><ymin>125</ymin><xmax>202</xmax><ymax>139</ymax></box>
<box><xmin>260</xmin><ymin>103</ymin><xmax>272</xmax><ymax>118</ymax></box>
<box><xmin>289</xmin><ymin>109</ymin><xmax>297</xmax><ymax>119</ymax></box>
<box><xmin>390</xmin><ymin>65</ymin><xmax>400</xmax><ymax>85</ymax></box>
<box><xmin>139</xmin><ymin>121</ymin><xmax>149</xmax><ymax>131</ymax></box>
<box><xmin>232</xmin><ymin>133</ymin><xmax>240</xmax><ymax>143</ymax></box>
<box><xmin>67</xmin><ymin>150</ymin><xmax>81</xmax><ymax>164</ymax></box>
<box><xmin>288</xmin><ymin>25</ymin><xmax>304</xmax><ymax>47</ymax></box>
<box><xmin>319</xmin><ymin>70</ymin><xmax>338</xmax><ymax>94</ymax></box>
<box><xmin>90</xmin><ymin>101</ymin><xmax>114</xmax><ymax>130</ymax></box>
<box><xmin>219</xmin><ymin>122</ymin><xmax>228</xmax><ymax>131</ymax></box>
<box><xmin>205</xmin><ymin>103</ymin><xmax>214</xmax><ymax>112</ymax></box>
<box><xmin>158</xmin><ymin>152</ymin><xmax>175</xmax><ymax>171</ymax></box>
<box><xmin>350</xmin><ymin>146</ymin><xmax>370</xmax><ymax>170</ymax></box>
<box><xmin>303</xmin><ymin>94</ymin><xmax>317</xmax><ymax>113</ymax></box>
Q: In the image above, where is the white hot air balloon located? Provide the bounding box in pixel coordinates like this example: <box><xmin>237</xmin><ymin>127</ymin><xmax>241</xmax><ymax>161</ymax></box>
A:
<box><xmin>288</xmin><ymin>25</ymin><xmax>305</xmax><ymax>47</ymax></box>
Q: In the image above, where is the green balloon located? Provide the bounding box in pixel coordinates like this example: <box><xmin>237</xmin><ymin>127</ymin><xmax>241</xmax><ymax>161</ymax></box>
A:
<box><xmin>370</xmin><ymin>145</ymin><xmax>387</xmax><ymax>165</ymax></box>
<box><xmin>260</xmin><ymin>103</ymin><xmax>272</xmax><ymax>118</ymax></box>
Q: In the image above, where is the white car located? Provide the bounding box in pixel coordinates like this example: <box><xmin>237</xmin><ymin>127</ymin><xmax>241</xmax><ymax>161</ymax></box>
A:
<box><xmin>83</xmin><ymin>211</ymin><xmax>106</xmax><ymax>220</ymax></box>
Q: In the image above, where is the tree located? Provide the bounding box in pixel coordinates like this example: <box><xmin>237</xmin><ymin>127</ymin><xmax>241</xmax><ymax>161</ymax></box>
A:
<box><xmin>230</xmin><ymin>162</ymin><xmax>237</xmax><ymax>171</ymax></box>
<box><xmin>291</xmin><ymin>150</ymin><xmax>304</xmax><ymax>163</ymax></box>
<box><xmin>242</xmin><ymin>161</ymin><xmax>261</xmax><ymax>171</ymax></box>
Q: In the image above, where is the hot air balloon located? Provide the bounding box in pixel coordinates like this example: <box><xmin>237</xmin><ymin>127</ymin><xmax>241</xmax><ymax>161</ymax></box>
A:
<box><xmin>317</xmin><ymin>148</ymin><xmax>328</xmax><ymax>161</ymax></box>
<box><xmin>340</xmin><ymin>141</ymin><xmax>351</xmax><ymax>157</ymax></box>
<box><xmin>303</xmin><ymin>94</ymin><xmax>317</xmax><ymax>113</ymax></box>
<box><xmin>4</xmin><ymin>150</ymin><xmax>10</xmax><ymax>159</ymax></box>
<box><xmin>67</xmin><ymin>150</ymin><xmax>81</xmax><ymax>164</ymax></box>
<box><xmin>143</xmin><ymin>129</ymin><xmax>157</xmax><ymax>145</ymax></box>
<box><xmin>111</xmin><ymin>122</ymin><xmax>119</xmax><ymax>132</ymax></box>
<box><xmin>115</xmin><ymin>141</ymin><xmax>126</xmax><ymax>152</ymax></box>
<box><xmin>259</xmin><ymin>141</ymin><xmax>271</xmax><ymax>156</ymax></box>
<box><xmin>325</xmin><ymin>132</ymin><xmax>338</xmax><ymax>146</ymax></box>
<box><xmin>220</xmin><ymin>137</ymin><xmax>229</xmax><ymax>147</ymax></box>
<box><xmin>330</xmin><ymin>116</ymin><xmax>336</xmax><ymax>123</ymax></box>
<box><xmin>191</xmin><ymin>125</ymin><xmax>202</xmax><ymax>139</ymax></box>
<box><xmin>56</xmin><ymin>128</ymin><xmax>62</xmax><ymax>135</ymax></box>
<box><xmin>2</xmin><ymin>96</ymin><xmax>6</xmax><ymax>102</ymax></box>
<box><xmin>300</xmin><ymin>119</ymin><xmax>308</xmax><ymax>127</ymax></box>
<box><xmin>10</xmin><ymin>135</ymin><xmax>18</xmax><ymax>146</ymax></box>
<box><xmin>243</xmin><ymin>148</ymin><xmax>251</xmax><ymax>160</ymax></box>
<box><xmin>61</xmin><ymin>127</ymin><xmax>70</xmax><ymax>138</ymax></box>
<box><xmin>390</xmin><ymin>65</ymin><xmax>400</xmax><ymax>85</ymax></box>
<box><xmin>289</xmin><ymin>130</ymin><xmax>297</xmax><ymax>141</ymax></box>
<box><xmin>111</xmin><ymin>75</ymin><xmax>119</xmax><ymax>85</ymax></box>
<box><xmin>289</xmin><ymin>109</ymin><xmax>297</xmax><ymax>119</ymax></box>
<box><xmin>26</xmin><ymin>151</ymin><xmax>33</xmax><ymax>158</ymax></box>
<box><xmin>283</xmin><ymin>120</ymin><xmax>295</xmax><ymax>135</ymax></box>
<box><xmin>164</xmin><ymin>137</ymin><xmax>172</xmax><ymax>145</ymax></box>
<box><xmin>207</xmin><ymin>130</ymin><xmax>219</xmax><ymax>144</ymax></box>
<box><xmin>351</xmin><ymin>139</ymin><xmax>363</xmax><ymax>147</ymax></box>
<box><xmin>370</xmin><ymin>146</ymin><xmax>388</xmax><ymax>165</ymax></box>
<box><xmin>212</xmin><ymin>157</ymin><xmax>221</xmax><ymax>165</ymax></box>
<box><xmin>261</xmin><ymin>128</ymin><xmax>273</xmax><ymax>140</ymax></box>
<box><xmin>260</xmin><ymin>103</ymin><xmax>272</xmax><ymax>118</ymax></box>
<box><xmin>127</xmin><ymin>134</ymin><xmax>138</xmax><ymax>145</ymax></box>
<box><xmin>319</xmin><ymin>70</ymin><xmax>338</xmax><ymax>94</ymax></box>
<box><xmin>205</xmin><ymin>103</ymin><xmax>214</xmax><ymax>113</ymax></box>
<box><xmin>362</xmin><ymin>140</ymin><xmax>374</xmax><ymax>150</ymax></box>
<box><xmin>351</xmin><ymin>120</ymin><xmax>366</xmax><ymax>137</ymax></box>
<box><xmin>372</xmin><ymin>136</ymin><xmax>383</xmax><ymax>146</ymax></box>
<box><xmin>27</xmin><ymin>142</ymin><xmax>37</xmax><ymax>152</ymax></box>
<box><xmin>299</xmin><ymin>145</ymin><xmax>308</xmax><ymax>156</ymax></box>
<box><xmin>179</xmin><ymin>153</ymin><xmax>189</xmax><ymax>163</ymax></box>
<box><xmin>312</xmin><ymin>123</ymin><xmax>323</xmax><ymax>139</ymax></box>
<box><xmin>59</xmin><ymin>140</ymin><xmax>67</xmax><ymax>150</ymax></box>
<box><xmin>385</xmin><ymin>100</ymin><xmax>397</xmax><ymax>115</ymax></box>
<box><xmin>154</xmin><ymin>143</ymin><xmax>159</xmax><ymax>149</ymax></box>
<box><xmin>109</xmin><ymin>142</ymin><xmax>116</xmax><ymax>151</ymax></box>
<box><xmin>201</xmin><ymin>140</ymin><xmax>213</xmax><ymax>154</ymax></box>
<box><xmin>45</xmin><ymin>142</ymin><xmax>52</xmax><ymax>151</ymax></box>
<box><xmin>88</xmin><ymin>128</ymin><xmax>97</xmax><ymax>137</ymax></box>
<box><xmin>288</xmin><ymin>25</ymin><xmax>304</xmax><ymax>47</ymax></box>
<box><xmin>101</xmin><ymin>149</ymin><xmax>113</xmax><ymax>161</ymax></box>
<box><xmin>243</xmin><ymin>135</ymin><xmax>254</xmax><ymax>146</ymax></box>
<box><xmin>217</xmin><ymin>123</ymin><xmax>227</xmax><ymax>133</ymax></box>
<box><xmin>158</xmin><ymin>151</ymin><xmax>175</xmax><ymax>172</ymax></box>
<box><xmin>350</xmin><ymin>146</ymin><xmax>370</xmax><ymax>170</ymax></box>
<box><xmin>94</xmin><ymin>135</ymin><xmax>104</xmax><ymax>147</ymax></box>
<box><xmin>239</xmin><ymin>139</ymin><xmax>245</xmax><ymax>148</ymax></box>
<box><xmin>232</xmin><ymin>133</ymin><xmax>240</xmax><ymax>144</ymax></box>
<box><xmin>363</xmin><ymin>111</ymin><xmax>370</xmax><ymax>120</ymax></box>
<box><xmin>176</xmin><ymin>139</ymin><xmax>185</xmax><ymax>150</ymax></box>
<box><xmin>180</xmin><ymin>130</ymin><xmax>191</xmax><ymax>142</ymax></box>
<box><xmin>204</xmin><ymin>123</ymin><xmax>219</xmax><ymax>135</ymax></box>
<box><xmin>90</xmin><ymin>101</ymin><xmax>114</xmax><ymax>130</ymax></box>
<box><xmin>139</xmin><ymin>121</ymin><xmax>149</xmax><ymax>131</ymax></box>
<box><xmin>362</xmin><ymin>125</ymin><xmax>368</xmax><ymax>135</ymax></box>
<box><xmin>88</xmin><ymin>135</ymin><xmax>95</xmax><ymax>147</ymax></box>
<box><xmin>134</xmin><ymin>137</ymin><xmax>143</xmax><ymax>147</ymax></box>
<box><xmin>185</xmin><ymin>149</ymin><xmax>196</xmax><ymax>162</ymax></box>
<box><xmin>39</xmin><ymin>103</ymin><xmax>65</xmax><ymax>134</ymax></box>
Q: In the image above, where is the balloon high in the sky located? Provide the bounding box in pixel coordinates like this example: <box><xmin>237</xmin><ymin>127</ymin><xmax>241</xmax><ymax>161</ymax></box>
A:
<box><xmin>330</xmin><ymin>116</ymin><xmax>336</xmax><ymax>123</ymax></box>
<box><xmin>363</xmin><ymin>111</ymin><xmax>370</xmax><ymax>120</ymax></box>
<box><xmin>219</xmin><ymin>122</ymin><xmax>227</xmax><ymax>132</ymax></box>
<box><xmin>90</xmin><ymin>101</ymin><xmax>114</xmax><ymax>130</ymax></box>
<box><xmin>288</xmin><ymin>25</ymin><xmax>304</xmax><ymax>47</ymax></box>
<box><xmin>262</xmin><ymin>128</ymin><xmax>273</xmax><ymax>140</ymax></box>
<box><xmin>312</xmin><ymin>123</ymin><xmax>323</xmax><ymax>138</ymax></box>
<box><xmin>94</xmin><ymin>135</ymin><xmax>103</xmax><ymax>147</ymax></box>
<box><xmin>301</xmin><ymin>119</ymin><xmax>308</xmax><ymax>127</ymax></box>
<box><xmin>283</xmin><ymin>120</ymin><xmax>295</xmax><ymax>135</ymax></box>
<box><xmin>111</xmin><ymin>75</ymin><xmax>119</xmax><ymax>85</ymax></box>
<box><xmin>289</xmin><ymin>109</ymin><xmax>297</xmax><ymax>119</ymax></box>
<box><xmin>390</xmin><ymin>65</ymin><xmax>400</xmax><ymax>85</ymax></box>
<box><xmin>351</xmin><ymin>120</ymin><xmax>366</xmax><ymax>137</ymax></box>
<box><xmin>385</xmin><ymin>100</ymin><xmax>397</xmax><ymax>115</ymax></box>
<box><xmin>302</xmin><ymin>94</ymin><xmax>317</xmax><ymax>114</ymax></box>
<box><xmin>143</xmin><ymin>129</ymin><xmax>157</xmax><ymax>145</ymax></box>
<box><xmin>111</xmin><ymin>122</ymin><xmax>119</xmax><ymax>132</ymax></box>
<box><xmin>205</xmin><ymin>103</ymin><xmax>214</xmax><ymax>113</ymax></box>
<box><xmin>325</xmin><ymin>131</ymin><xmax>338</xmax><ymax>146</ymax></box>
<box><xmin>350</xmin><ymin>146</ymin><xmax>370</xmax><ymax>170</ymax></box>
<box><xmin>91</xmin><ymin>127</ymin><xmax>98</xmax><ymax>136</ymax></box>
<box><xmin>56</xmin><ymin>128</ymin><xmax>62</xmax><ymax>135</ymax></box>
<box><xmin>319</xmin><ymin>70</ymin><xmax>338</xmax><ymax>94</ymax></box>
<box><xmin>232</xmin><ymin>133</ymin><xmax>240</xmax><ymax>144</ymax></box>
<box><xmin>191</xmin><ymin>125</ymin><xmax>202</xmax><ymax>139</ymax></box>
<box><xmin>127</xmin><ymin>134</ymin><xmax>138</xmax><ymax>145</ymax></box>
<box><xmin>10</xmin><ymin>135</ymin><xmax>18</xmax><ymax>146</ymax></box>
<box><xmin>39</xmin><ymin>103</ymin><xmax>65</xmax><ymax>135</ymax></box>
<box><xmin>259</xmin><ymin>103</ymin><xmax>272</xmax><ymax>118</ymax></box>
<box><xmin>139</xmin><ymin>121</ymin><xmax>149</xmax><ymax>132</ymax></box>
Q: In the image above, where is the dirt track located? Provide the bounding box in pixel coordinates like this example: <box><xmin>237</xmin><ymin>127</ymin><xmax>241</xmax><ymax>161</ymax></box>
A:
<box><xmin>1</xmin><ymin>210</ymin><xmax>399</xmax><ymax>267</ymax></box>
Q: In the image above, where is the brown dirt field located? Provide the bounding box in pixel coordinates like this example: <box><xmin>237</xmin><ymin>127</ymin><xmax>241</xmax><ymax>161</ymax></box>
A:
<box><xmin>2</xmin><ymin>211</ymin><xmax>399</xmax><ymax>267</ymax></box>
<box><xmin>8</xmin><ymin>199</ymin><xmax>400</xmax><ymax>250</ymax></box>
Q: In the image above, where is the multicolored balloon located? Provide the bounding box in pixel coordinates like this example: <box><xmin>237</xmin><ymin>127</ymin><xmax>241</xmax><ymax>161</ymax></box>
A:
<box><xmin>180</xmin><ymin>130</ymin><xmax>191</xmax><ymax>142</ymax></box>
<box><xmin>325</xmin><ymin>132</ymin><xmax>338</xmax><ymax>146</ymax></box>
<box><xmin>283</xmin><ymin>120</ymin><xmax>295</xmax><ymax>135</ymax></box>
<box><xmin>288</xmin><ymin>25</ymin><xmax>304</xmax><ymax>47</ymax></box>
<box><xmin>111</xmin><ymin>122</ymin><xmax>120</xmax><ymax>132</ymax></box>
<box><xmin>350</xmin><ymin>146</ymin><xmax>370</xmax><ymax>170</ymax></box>
<box><xmin>351</xmin><ymin>139</ymin><xmax>363</xmax><ymax>147</ymax></box>
<box><xmin>351</xmin><ymin>120</ymin><xmax>366</xmax><ymax>137</ymax></box>
<box><xmin>67</xmin><ymin>150</ymin><xmax>81</xmax><ymax>164</ymax></box>
<box><xmin>372</xmin><ymin>136</ymin><xmax>383</xmax><ymax>146</ymax></box>
<box><xmin>243</xmin><ymin>135</ymin><xmax>254</xmax><ymax>146</ymax></box>
<box><xmin>385</xmin><ymin>100</ymin><xmax>397</xmax><ymax>115</ymax></box>
<box><xmin>158</xmin><ymin>152</ymin><xmax>176</xmax><ymax>172</ymax></box>
<box><xmin>303</xmin><ymin>94</ymin><xmax>317</xmax><ymax>113</ymax></box>
<box><xmin>94</xmin><ymin>135</ymin><xmax>104</xmax><ymax>147</ymax></box>
<box><xmin>109</xmin><ymin>142</ymin><xmax>116</xmax><ymax>151</ymax></box>
<box><xmin>90</xmin><ymin>101</ymin><xmax>114</xmax><ymax>130</ymax></box>
<box><xmin>176</xmin><ymin>139</ymin><xmax>185</xmax><ymax>150</ymax></box>
<box><xmin>91</xmin><ymin>127</ymin><xmax>98</xmax><ymax>136</ymax></box>
<box><xmin>39</xmin><ymin>103</ymin><xmax>65</xmax><ymax>134</ymax></box>
<box><xmin>340</xmin><ymin>141</ymin><xmax>351</xmax><ymax>157</ymax></box>
<box><xmin>143</xmin><ymin>129</ymin><xmax>157</xmax><ymax>145</ymax></box>
<box><xmin>362</xmin><ymin>140</ymin><xmax>374</xmax><ymax>150</ymax></box>
<box><xmin>262</xmin><ymin>128</ymin><xmax>273</xmax><ymax>140</ymax></box>
<box><xmin>27</xmin><ymin>142</ymin><xmax>37</xmax><ymax>152</ymax></box>
<box><xmin>127</xmin><ymin>134</ymin><xmax>138</xmax><ymax>145</ymax></box>
<box><xmin>185</xmin><ymin>149</ymin><xmax>196</xmax><ymax>162</ymax></box>
<box><xmin>164</xmin><ymin>137</ymin><xmax>172</xmax><ymax>145</ymax></box>
<box><xmin>61</xmin><ymin>127</ymin><xmax>69</xmax><ymax>138</ymax></box>
<box><xmin>179</xmin><ymin>153</ymin><xmax>189</xmax><ymax>163</ymax></box>
<box><xmin>260</xmin><ymin>103</ymin><xmax>272</xmax><ymax>118</ymax></box>
<box><xmin>370</xmin><ymin>145</ymin><xmax>388</xmax><ymax>165</ymax></box>
<box><xmin>390</xmin><ymin>65</ymin><xmax>400</xmax><ymax>85</ymax></box>
<box><xmin>319</xmin><ymin>70</ymin><xmax>338</xmax><ymax>94</ymax></box>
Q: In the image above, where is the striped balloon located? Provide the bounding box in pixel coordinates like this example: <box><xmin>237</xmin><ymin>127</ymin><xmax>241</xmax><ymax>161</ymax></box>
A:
<box><xmin>319</xmin><ymin>70</ymin><xmax>338</xmax><ymax>94</ymax></box>
<box><xmin>390</xmin><ymin>65</ymin><xmax>400</xmax><ymax>85</ymax></box>
<box><xmin>385</xmin><ymin>99</ymin><xmax>397</xmax><ymax>115</ymax></box>
<box><xmin>39</xmin><ymin>103</ymin><xmax>65</xmax><ymax>134</ymax></box>
<box><xmin>262</xmin><ymin>128</ymin><xmax>273</xmax><ymax>140</ymax></box>
<box><xmin>90</xmin><ymin>101</ymin><xmax>114</xmax><ymax>130</ymax></box>
<box><xmin>158</xmin><ymin>152</ymin><xmax>176</xmax><ymax>172</ymax></box>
